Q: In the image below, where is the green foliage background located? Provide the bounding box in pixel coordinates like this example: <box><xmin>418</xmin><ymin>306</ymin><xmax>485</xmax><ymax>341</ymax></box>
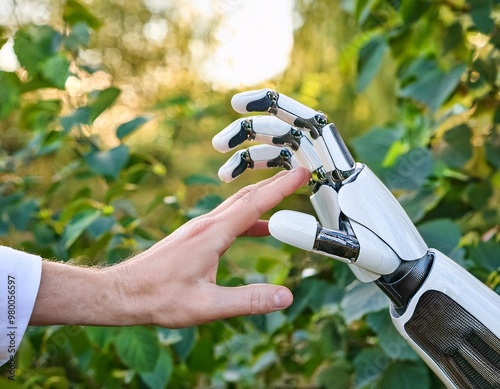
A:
<box><xmin>0</xmin><ymin>0</ymin><xmax>499</xmax><ymax>388</ymax></box>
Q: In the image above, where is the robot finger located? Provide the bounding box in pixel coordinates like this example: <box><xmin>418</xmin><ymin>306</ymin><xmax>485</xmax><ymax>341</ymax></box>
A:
<box><xmin>217</xmin><ymin>144</ymin><xmax>300</xmax><ymax>183</ymax></box>
<box><xmin>231</xmin><ymin>89</ymin><xmax>328</xmax><ymax>139</ymax></box>
<box><xmin>213</xmin><ymin>116</ymin><xmax>326</xmax><ymax>181</ymax></box>
<box><xmin>269</xmin><ymin>210</ymin><xmax>400</xmax><ymax>276</ymax></box>
<box><xmin>230</xmin><ymin>90</ymin><xmax>356</xmax><ymax>179</ymax></box>
<box><xmin>212</xmin><ymin>116</ymin><xmax>298</xmax><ymax>153</ymax></box>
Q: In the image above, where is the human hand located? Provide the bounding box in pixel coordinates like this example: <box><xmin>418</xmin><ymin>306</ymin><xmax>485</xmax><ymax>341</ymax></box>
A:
<box><xmin>30</xmin><ymin>168</ymin><xmax>310</xmax><ymax>328</ymax></box>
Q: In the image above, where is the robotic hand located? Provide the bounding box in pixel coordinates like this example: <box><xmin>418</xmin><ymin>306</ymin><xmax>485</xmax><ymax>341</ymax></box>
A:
<box><xmin>213</xmin><ymin>89</ymin><xmax>500</xmax><ymax>389</ymax></box>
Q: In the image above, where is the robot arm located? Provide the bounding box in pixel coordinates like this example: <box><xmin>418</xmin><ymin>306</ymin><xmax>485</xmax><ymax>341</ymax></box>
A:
<box><xmin>213</xmin><ymin>89</ymin><xmax>500</xmax><ymax>389</ymax></box>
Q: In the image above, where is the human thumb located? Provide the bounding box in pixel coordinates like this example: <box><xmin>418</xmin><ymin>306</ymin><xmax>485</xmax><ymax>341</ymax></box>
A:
<box><xmin>209</xmin><ymin>284</ymin><xmax>293</xmax><ymax>319</ymax></box>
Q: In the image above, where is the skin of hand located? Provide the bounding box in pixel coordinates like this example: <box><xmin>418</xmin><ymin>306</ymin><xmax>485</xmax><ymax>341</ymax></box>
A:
<box><xmin>30</xmin><ymin>168</ymin><xmax>311</xmax><ymax>328</ymax></box>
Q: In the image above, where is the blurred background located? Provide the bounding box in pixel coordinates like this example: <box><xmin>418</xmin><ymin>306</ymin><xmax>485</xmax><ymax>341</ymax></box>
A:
<box><xmin>0</xmin><ymin>0</ymin><xmax>498</xmax><ymax>388</ymax></box>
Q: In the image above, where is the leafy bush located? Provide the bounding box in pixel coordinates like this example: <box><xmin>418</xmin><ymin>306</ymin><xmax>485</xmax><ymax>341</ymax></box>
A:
<box><xmin>0</xmin><ymin>0</ymin><xmax>498</xmax><ymax>388</ymax></box>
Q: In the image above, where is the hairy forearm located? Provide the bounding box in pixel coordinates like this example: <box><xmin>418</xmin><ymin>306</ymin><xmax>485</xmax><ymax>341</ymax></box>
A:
<box><xmin>29</xmin><ymin>261</ymin><xmax>127</xmax><ymax>326</ymax></box>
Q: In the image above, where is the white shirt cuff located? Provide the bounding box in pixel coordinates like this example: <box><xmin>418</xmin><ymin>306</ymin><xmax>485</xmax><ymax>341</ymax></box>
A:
<box><xmin>0</xmin><ymin>246</ymin><xmax>42</xmax><ymax>366</ymax></box>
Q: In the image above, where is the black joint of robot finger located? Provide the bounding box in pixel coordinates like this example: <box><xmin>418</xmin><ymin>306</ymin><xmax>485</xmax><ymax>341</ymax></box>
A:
<box><xmin>266</xmin><ymin>149</ymin><xmax>293</xmax><ymax>170</ymax></box>
<box><xmin>228</xmin><ymin>119</ymin><xmax>255</xmax><ymax>149</ymax></box>
<box><xmin>272</xmin><ymin>132</ymin><xmax>301</xmax><ymax>151</ymax></box>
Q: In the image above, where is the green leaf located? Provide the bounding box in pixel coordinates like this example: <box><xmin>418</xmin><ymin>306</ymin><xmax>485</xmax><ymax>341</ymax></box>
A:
<box><xmin>68</xmin><ymin>328</ymin><xmax>94</xmax><ymax>371</ymax></box>
<box><xmin>60</xmin><ymin>107</ymin><xmax>91</xmax><ymax>132</ymax></box>
<box><xmin>265</xmin><ymin>310</ymin><xmax>287</xmax><ymax>334</ymax></box>
<box><xmin>365</xmin><ymin>310</ymin><xmax>419</xmax><ymax>361</ymax></box>
<box><xmin>139</xmin><ymin>348</ymin><xmax>173</xmax><ymax>389</ymax></box>
<box><xmin>85</xmin><ymin>326</ymin><xmax>116</xmax><ymax>349</ymax></box>
<box><xmin>172</xmin><ymin>327</ymin><xmax>197</xmax><ymax>362</ymax></box>
<box><xmin>354</xmin><ymin>0</ymin><xmax>380</xmax><ymax>26</ymax></box>
<box><xmin>400</xmin><ymin>0</ymin><xmax>431</xmax><ymax>24</ymax></box>
<box><xmin>468</xmin><ymin>241</ymin><xmax>500</xmax><ymax>272</ymax></box>
<box><xmin>435</xmin><ymin>124</ymin><xmax>473</xmax><ymax>168</ymax></box>
<box><xmin>491</xmin><ymin>28</ymin><xmax>500</xmax><ymax>50</ymax></box>
<box><xmin>64</xmin><ymin>22</ymin><xmax>91</xmax><ymax>51</ymax></box>
<box><xmin>13</xmin><ymin>25</ymin><xmax>61</xmax><ymax>77</ymax></box>
<box><xmin>85</xmin><ymin>145</ymin><xmax>129</xmax><ymax>179</ymax></box>
<box><xmin>285</xmin><ymin>280</ymin><xmax>315</xmax><ymax>321</ymax></box>
<box><xmin>63</xmin><ymin>0</ymin><xmax>102</xmax><ymax>29</ymax></box>
<box><xmin>0</xmin><ymin>27</ymin><xmax>7</xmax><ymax>48</ymax></box>
<box><xmin>88</xmin><ymin>87</ymin><xmax>121</xmax><ymax>122</ymax></box>
<box><xmin>399</xmin><ymin>63</ymin><xmax>466</xmax><ymax>111</ymax></box>
<box><xmin>468</xmin><ymin>0</ymin><xmax>494</xmax><ymax>34</ymax></box>
<box><xmin>114</xmin><ymin>327</ymin><xmax>160</xmax><ymax>372</ymax></box>
<box><xmin>186</xmin><ymin>337</ymin><xmax>216</xmax><ymax>374</ymax></box>
<box><xmin>285</xmin><ymin>278</ymin><xmax>333</xmax><ymax>321</ymax></box>
<box><xmin>61</xmin><ymin>209</ymin><xmax>101</xmax><ymax>248</ymax></box>
<box><xmin>383</xmin><ymin>148</ymin><xmax>433</xmax><ymax>191</ymax></box>
<box><xmin>116</xmin><ymin>116</ymin><xmax>151</xmax><ymax>140</ymax></box>
<box><xmin>485</xmin><ymin>128</ymin><xmax>500</xmax><ymax>168</ymax></box>
<box><xmin>20</xmin><ymin>99</ymin><xmax>62</xmax><ymax>131</ymax></box>
<box><xmin>340</xmin><ymin>281</ymin><xmax>389</xmax><ymax>324</ymax></box>
<box><xmin>87</xmin><ymin>215</ymin><xmax>116</xmax><ymax>238</ymax></box>
<box><xmin>378</xmin><ymin>361</ymin><xmax>430</xmax><ymax>389</ymax></box>
<box><xmin>353</xmin><ymin>347</ymin><xmax>386</xmax><ymax>389</ymax></box>
<box><xmin>351</xmin><ymin>127</ymin><xmax>403</xmax><ymax>176</ymax></box>
<box><xmin>41</xmin><ymin>53</ymin><xmax>71</xmax><ymax>89</ymax></box>
<box><xmin>316</xmin><ymin>359</ymin><xmax>353</xmax><ymax>389</ymax></box>
<box><xmin>317</xmin><ymin>360</ymin><xmax>352</xmax><ymax>389</ymax></box>
<box><xmin>417</xmin><ymin>218</ymin><xmax>461</xmax><ymax>256</ymax></box>
<box><xmin>184</xmin><ymin>174</ymin><xmax>221</xmax><ymax>186</ymax></box>
<box><xmin>399</xmin><ymin>184</ymin><xmax>444</xmax><ymax>222</ymax></box>
<box><xmin>6</xmin><ymin>199</ymin><xmax>38</xmax><ymax>230</ymax></box>
<box><xmin>38</xmin><ymin>129</ymin><xmax>66</xmax><ymax>156</ymax></box>
<box><xmin>0</xmin><ymin>71</ymin><xmax>21</xmax><ymax>119</ymax></box>
<box><xmin>443</xmin><ymin>22</ymin><xmax>466</xmax><ymax>55</ymax></box>
<box><xmin>357</xmin><ymin>35</ymin><xmax>388</xmax><ymax>92</ymax></box>
<box><xmin>464</xmin><ymin>182</ymin><xmax>493</xmax><ymax>210</ymax></box>
<box><xmin>186</xmin><ymin>194</ymin><xmax>223</xmax><ymax>218</ymax></box>
<box><xmin>252</xmin><ymin>350</ymin><xmax>278</xmax><ymax>374</ymax></box>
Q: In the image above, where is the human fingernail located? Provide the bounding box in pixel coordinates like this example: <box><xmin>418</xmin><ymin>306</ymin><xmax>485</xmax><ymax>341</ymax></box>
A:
<box><xmin>274</xmin><ymin>288</ymin><xmax>292</xmax><ymax>309</ymax></box>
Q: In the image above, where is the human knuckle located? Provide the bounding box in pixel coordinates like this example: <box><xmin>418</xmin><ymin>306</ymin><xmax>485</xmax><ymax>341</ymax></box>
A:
<box><xmin>236</xmin><ymin>186</ymin><xmax>256</xmax><ymax>204</ymax></box>
<box><xmin>249</xmin><ymin>289</ymin><xmax>268</xmax><ymax>315</ymax></box>
<box><xmin>184</xmin><ymin>216</ymin><xmax>217</xmax><ymax>238</ymax></box>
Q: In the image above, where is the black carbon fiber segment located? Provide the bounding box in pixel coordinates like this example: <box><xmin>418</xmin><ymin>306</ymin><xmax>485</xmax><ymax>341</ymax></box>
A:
<box><xmin>246</xmin><ymin>96</ymin><xmax>273</xmax><ymax>112</ymax></box>
<box><xmin>376</xmin><ymin>253</ymin><xmax>433</xmax><ymax>308</ymax></box>
<box><xmin>405</xmin><ymin>290</ymin><xmax>500</xmax><ymax>389</ymax></box>
<box><xmin>228</xmin><ymin>127</ymin><xmax>248</xmax><ymax>149</ymax></box>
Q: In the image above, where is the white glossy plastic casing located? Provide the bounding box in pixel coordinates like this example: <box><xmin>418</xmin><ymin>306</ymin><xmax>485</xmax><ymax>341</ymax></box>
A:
<box><xmin>231</xmin><ymin>89</ymin><xmax>320</xmax><ymax>129</ymax></box>
<box><xmin>391</xmin><ymin>249</ymin><xmax>500</xmax><ymax>388</ymax></box>
<box><xmin>310</xmin><ymin>185</ymin><xmax>341</xmax><ymax>230</ymax></box>
<box><xmin>339</xmin><ymin>166</ymin><xmax>428</xmax><ymax>261</ymax></box>
<box><xmin>269</xmin><ymin>210</ymin><xmax>401</xmax><ymax>274</ymax></box>
<box><xmin>321</xmin><ymin>124</ymin><xmax>354</xmax><ymax>171</ymax></box>
<box><xmin>212</xmin><ymin>116</ymin><xmax>289</xmax><ymax>153</ymax></box>
<box><xmin>269</xmin><ymin>211</ymin><xmax>318</xmax><ymax>252</ymax></box>
<box><xmin>294</xmin><ymin>137</ymin><xmax>324</xmax><ymax>173</ymax></box>
<box><xmin>349</xmin><ymin>220</ymin><xmax>400</xmax><ymax>275</ymax></box>
<box><xmin>310</xmin><ymin>183</ymin><xmax>381</xmax><ymax>282</ymax></box>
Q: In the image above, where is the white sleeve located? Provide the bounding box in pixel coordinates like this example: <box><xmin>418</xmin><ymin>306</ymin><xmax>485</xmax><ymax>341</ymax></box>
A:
<box><xmin>0</xmin><ymin>246</ymin><xmax>42</xmax><ymax>366</ymax></box>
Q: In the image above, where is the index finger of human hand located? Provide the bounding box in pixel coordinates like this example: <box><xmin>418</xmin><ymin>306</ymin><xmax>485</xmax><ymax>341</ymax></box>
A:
<box><xmin>216</xmin><ymin>168</ymin><xmax>310</xmax><ymax>237</ymax></box>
